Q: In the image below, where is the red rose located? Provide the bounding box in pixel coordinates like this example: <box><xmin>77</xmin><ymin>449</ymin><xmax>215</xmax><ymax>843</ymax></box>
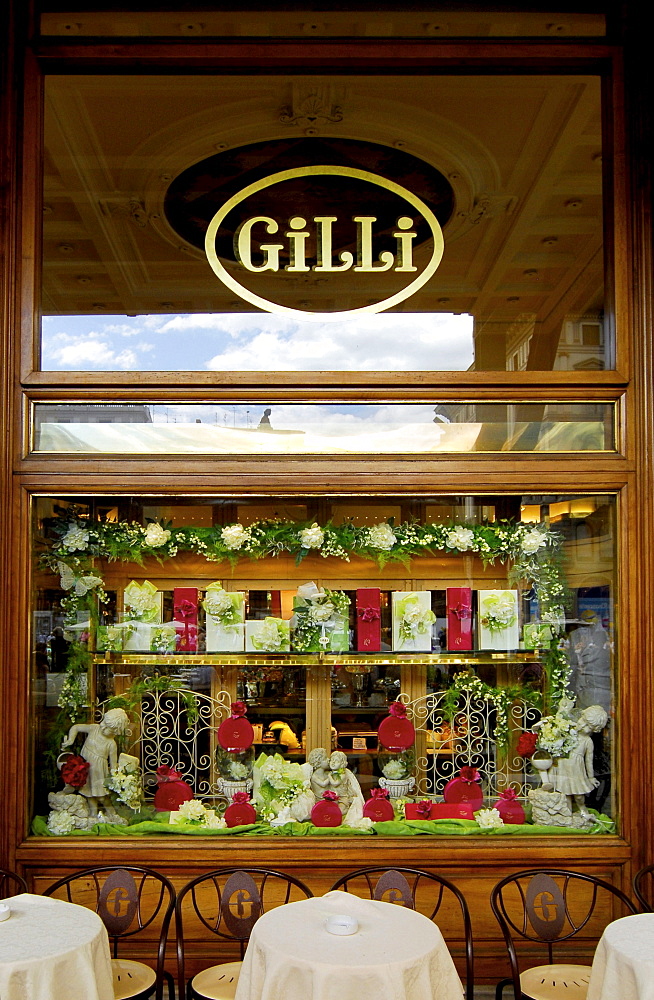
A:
<box><xmin>416</xmin><ymin>799</ymin><xmax>433</xmax><ymax>818</ymax></box>
<box><xmin>389</xmin><ymin>701</ymin><xmax>407</xmax><ymax>719</ymax></box>
<box><xmin>370</xmin><ymin>787</ymin><xmax>390</xmax><ymax>800</ymax></box>
<box><xmin>61</xmin><ymin>755</ymin><xmax>90</xmax><ymax>789</ymax></box>
<box><xmin>230</xmin><ymin>701</ymin><xmax>247</xmax><ymax>717</ymax></box>
<box><xmin>156</xmin><ymin>765</ymin><xmax>183</xmax><ymax>783</ymax></box>
<box><xmin>499</xmin><ymin>787</ymin><xmax>518</xmax><ymax>801</ymax></box>
<box><xmin>231</xmin><ymin>791</ymin><xmax>251</xmax><ymax>804</ymax></box>
<box><xmin>459</xmin><ymin>766</ymin><xmax>480</xmax><ymax>784</ymax></box>
<box><xmin>516</xmin><ymin>731</ymin><xmax>538</xmax><ymax>758</ymax></box>
<box><xmin>322</xmin><ymin>790</ymin><xmax>339</xmax><ymax>801</ymax></box>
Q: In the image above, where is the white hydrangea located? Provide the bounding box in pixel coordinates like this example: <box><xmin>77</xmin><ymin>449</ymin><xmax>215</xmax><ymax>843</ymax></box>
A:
<box><xmin>47</xmin><ymin>810</ymin><xmax>76</xmax><ymax>835</ymax></box>
<box><xmin>62</xmin><ymin>525</ymin><xmax>90</xmax><ymax>551</ymax></box>
<box><xmin>445</xmin><ymin>526</ymin><xmax>474</xmax><ymax>551</ymax></box>
<box><xmin>367</xmin><ymin>522</ymin><xmax>397</xmax><ymax>550</ymax></box>
<box><xmin>204</xmin><ymin>590</ymin><xmax>235</xmax><ymax>617</ymax></box>
<box><xmin>221</xmin><ymin>524</ymin><xmax>248</xmax><ymax>550</ymax></box>
<box><xmin>475</xmin><ymin>807</ymin><xmax>504</xmax><ymax>830</ymax></box>
<box><xmin>204</xmin><ymin>809</ymin><xmax>227</xmax><ymax>829</ymax></box>
<box><xmin>308</xmin><ymin>601</ymin><xmax>335</xmax><ymax>623</ymax></box>
<box><xmin>229</xmin><ymin>761</ymin><xmax>249</xmax><ymax>779</ymax></box>
<box><xmin>300</xmin><ymin>523</ymin><xmax>324</xmax><ymax>549</ymax></box>
<box><xmin>144</xmin><ymin>523</ymin><xmax>171</xmax><ymax>547</ymax></box>
<box><xmin>382</xmin><ymin>759</ymin><xmax>406</xmax><ymax>779</ymax></box>
<box><xmin>521</xmin><ymin>528</ymin><xmax>548</xmax><ymax>554</ymax></box>
<box><xmin>347</xmin><ymin>816</ymin><xmax>374</xmax><ymax>830</ymax></box>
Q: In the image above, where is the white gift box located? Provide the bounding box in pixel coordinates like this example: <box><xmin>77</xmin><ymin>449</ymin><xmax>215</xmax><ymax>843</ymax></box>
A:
<box><xmin>206</xmin><ymin>595</ymin><xmax>246</xmax><ymax>652</ymax></box>
<box><xmin>391</xmin><ymin>591</ymin><xmax>434</xmax><ymax>652</ymax></box>
<box><xmin>477</xmin><ymin>590</ymin><xmax>520</xmax><ymax>649</ymax></box>
<box><xmin>122</xmin><ymin>620</ymin><xmax>154</xmax><ymax>652</ymax></box>
<box><xmin>245</xmin><ymin>618</ymin><xmax>290</xmax><ymax>653</ymax></box>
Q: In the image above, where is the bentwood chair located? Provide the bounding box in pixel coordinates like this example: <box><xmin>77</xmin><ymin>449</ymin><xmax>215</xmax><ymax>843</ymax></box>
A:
<box><xmin>0</xmin><ymin>866</ymin><xmax>28</xmax><ymax>896</ymax></box>
<box><xmin>44</xmin><ymin>864</ymin><xmax>176</xmax><ymax>1000</ymax></box>
<box><xmin>633</xmin><ymin>864</ymin><xmax>654</xmax><ymax>911</ymax></box>
<box><xmin>329</xmin><ymin>866</ymin><xmax>475</xmax><ymax>1000</ymax></box>
<box><xmin>490</xmin><ymin>868</ymin><xmax>637</xmax><ymax>1000</ymax></box>
<box><xmin>176</xmin><ymin>866</ymin><xmax>313</xmax><ymax>1000</ymax></box>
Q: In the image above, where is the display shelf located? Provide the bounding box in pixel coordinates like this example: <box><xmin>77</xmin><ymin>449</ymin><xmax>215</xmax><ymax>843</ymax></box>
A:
<box><xmin>93</xmin><ymin>650</ymin><xmax>541</xmax><ymax>667</ymax></box>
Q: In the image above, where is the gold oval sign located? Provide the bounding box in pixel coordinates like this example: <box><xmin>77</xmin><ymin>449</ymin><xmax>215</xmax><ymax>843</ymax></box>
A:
<box><xmin>204</xmin><ymin>165</ymin><xmax>445</xmax><ymax>320</ymax></box>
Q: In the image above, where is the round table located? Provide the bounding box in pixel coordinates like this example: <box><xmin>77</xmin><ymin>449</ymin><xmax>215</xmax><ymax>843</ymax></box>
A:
<box><xmin>234</xmin><ymin>889</ymin><xmax>464</xmax><ymax>1000</ymax></box>
<box><xmin>0</xmin><ymin>892</ymin><xmax>114</xmax><ymax>1000</ymax></box>
<box><xmin>588</xmin><ymin>913</ymin><xmax>654</xmax><ymax>1000</ymax></box>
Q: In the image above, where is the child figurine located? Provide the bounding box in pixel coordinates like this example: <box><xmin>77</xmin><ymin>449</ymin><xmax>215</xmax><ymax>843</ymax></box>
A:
<box><xmin>552</xmin><ymin>704</ymin><xmax>608</xmax><ymax>821</ymax></box>
<box><xmin>61</xmin><ymin>708</ymin><xmax>130</xmax><ymax>819</ymax></box>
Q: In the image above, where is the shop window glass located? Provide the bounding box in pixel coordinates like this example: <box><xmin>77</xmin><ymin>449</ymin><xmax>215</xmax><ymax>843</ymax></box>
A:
<box><xmin>32</xmin><ymin>493</ymin><xmax>617</xmax><ymax>837</ymax></box>
<box><xmin>40</xmin><ymin>73</ymin><xmax>609</xmax><ymax>374</ymax></box>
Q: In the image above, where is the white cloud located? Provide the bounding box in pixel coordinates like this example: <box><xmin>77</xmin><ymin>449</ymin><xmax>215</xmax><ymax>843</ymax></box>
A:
<box><xmin>43</xmin><ymin>336</ymin><xmax>144</xmax><ymax>370</ymax></box>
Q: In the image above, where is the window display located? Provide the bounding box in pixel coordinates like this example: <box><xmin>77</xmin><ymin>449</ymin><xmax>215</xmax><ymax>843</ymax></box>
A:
<box><xmin>30</xmin><ymin>493</ymin><xmax>616</xmax><ymax>838</ymax></box>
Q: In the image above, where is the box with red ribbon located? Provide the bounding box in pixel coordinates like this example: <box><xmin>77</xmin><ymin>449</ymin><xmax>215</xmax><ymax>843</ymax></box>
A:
<box><xmin>356</xmin><ymin>589</ymin><xmax>382</xmax><ymax>652</ymax></box>
<box><xmin>173</xmin><ymin>588</ymin><xmax>199</xmax><ymax>653</ymax></box>
<box><xmin>446</xmin><ymin>588</ymin><xmax>473</xmax><ymax>651</ymax></box>
<box><xmin>404</xmin><ymin>800</ymin><xmax>474</xmax><ymax>821</ymax></box>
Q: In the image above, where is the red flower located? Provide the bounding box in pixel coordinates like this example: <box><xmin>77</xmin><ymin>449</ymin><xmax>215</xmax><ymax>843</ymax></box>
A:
<box><xmin>389</xmin><ymin>701</ymin><xmax>407</xmax><ymax>719</ymax></box>
<box><xmin>516</xmin><ymin>731</ymin><xmax>538</xmax><ymax>758</ymax></box>
<box><xmin>231</xmin><ymin>791</ymin><xmax>251</xmax><ymax>804</ymax></box>
<box><xmin>61</xmin><ymin>755</ymin><xmax>90</xmax><ymax>789</ymax></box>
<box><xmin>322</xmin><ymin>790</ymin><xmax>339</xmax><ymax>801</ymax></box>
<box><xmin>156</xmin><ymin>765</ymin><xmax>183</xmax><ymax>783</ymax></box>
<box><xmin>499</xmin><ymin>787</ymin><xmax>518</xmax><ymax>801</ymax></box>
<box><xmin>459</xmin><ymin>766</ymin><xmax>480</xmax><ymax>784</ymax></box>
<box><xmin>370</xmin><ymin>787</ymin><xmax>390</xmax><ymax>800</ymax></box>
<box><xmin>230</xmin><ymin>701</ymin><xmax>247</xmax><ymax>717</ymax></box>
<box><xmin>416</xmin><ymin>799</ymin><xmax>433</xmax><ymax>818</ymax></box>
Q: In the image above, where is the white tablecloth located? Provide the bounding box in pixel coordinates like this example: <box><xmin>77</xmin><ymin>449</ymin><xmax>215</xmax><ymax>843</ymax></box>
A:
<box><xmin>234</xmin><ymin>889</ymin><xmax>464</xmax><ymax>1000</ymax></box>
<box><xmin>588</xmin><ymin>913</ymin><xmax>654</xmax><ymax>1000</ymax></box>
<box><xmin>0</xmin><ymin>893</ymin><xmax>114</xmax><ymax>1000</ymax></box>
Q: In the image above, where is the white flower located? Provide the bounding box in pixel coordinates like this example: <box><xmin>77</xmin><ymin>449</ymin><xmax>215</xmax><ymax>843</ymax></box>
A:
<box><xmin>445</xmin><ymin>526</ymin><xmax>474</xmax><ymax>551</ymax></box>
<box><xmin>228</xmin><ymin>761</ymin><xmax>249</xmax><ymax>779</ymax></box>
<box><xmin>170</xmin><ymin>799</ymin><xmax>208</xmax><ymax>824</ymax></box>
<box><xmin>522</xmin><ymin>528</ymin><xmax>549</xmax><ymax>554</ymax></box>
<box><xmin>204</xmin><ymin>591</ymin><xmax>235</xmax><ymax>617</ymax></box>
<box><xmin>300</xmin><ymin>523</ymin><xmax>324</xmax><ymax>549</ymax></box>
<box><xmin>144</xmin><ymin>523</ymin><xmax>171</xmax><ymax>547</ymax></box>
<box><xmin>62</xmin><ymin>525</ymin><xmax>90</xmax><ymax>551</ymax></box>
<box><xmin>74</xmin><ymin>575</ymin><xmax>104</xmax><ymax>596</ymax></box>
<box><xmin>47</xmin><ymin>810</ymin><xmax>76</xmax><ymax>835</ymax></box>
<box><xmin>58</xmin><ymin>561</ymin><xmax>75</xmax><ymax>591</ymax></box>
<box><xmin>221</xmin><ymin>523</ymin><xmax>248</xmax><ymax>550</ymax></box>
<box><xmin>308</xmin><ymin>601</ymin><xmax>335</xmax><ymax>623</ymax></box>
<box><xmin>347</xmin><ymin>816</ymin><xmax>374</xmax><ymax>830</ymax></box>
<box><xmin>204</xmin><ymin>809</ymin><xmax>227</xmax><ymax>829</ymax></box>
<box><xmin>476</xmin><ymin>808</ymin><xmax>504</xmax><ymax>830</ymax></box>
<box><xmin>382</xmin><ymin>759</ymin><xmax>406</xmax><ymax>779</ymax></box>
<box><xmin>367</xmin><ymin>522</ymin><xmax>397</xmax><ymax>550</ymax></box>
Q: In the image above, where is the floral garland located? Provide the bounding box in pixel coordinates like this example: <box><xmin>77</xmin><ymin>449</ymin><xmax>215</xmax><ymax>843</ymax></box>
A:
<box><xmin>40</xmin><ymin>513</ymin><xmax>569</xmax><ymax>718</ymax></box>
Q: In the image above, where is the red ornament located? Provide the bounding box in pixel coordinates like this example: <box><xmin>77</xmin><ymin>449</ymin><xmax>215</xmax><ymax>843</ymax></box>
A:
<box><xmin>443</xmin><ymin>767</ymin><xmax>484</xmax><ymax>810</ymax></box>
<box><xmin>61</xmin><ymin>755</ymin><xmax>90</xmax><ymax>789</ymax></box>
<box><xmin>217</xmin><ymin>706</ymin><xmax>254</xmax><ymax>752</ymax></box>
<box><xmin>362</xmin><ymin>788</ymin><xmax>395</xmax><ymax>822</ymax></box>
<box><xmin>378</xmin><ymin>703</ymin><xmax>415</xmax><ymax>751</ymax></box>
<box><xmin>153</xmin><ymin>768</ymin><xmax>194</xmax><ymax>812</ymax></box>
<box><xmin>311</xmin><ymin>791</ymin><xmax>343</xmax><ymax>827</ymax></box>
<box><xmin>224</xmin><ymin>797</ymin><xmax>257</xmax><ymax>827</ymax></box>
<box><xmin>495</xmin><ymin>788</ymin><xmax>525</xmax><ymax>825</ymax></box>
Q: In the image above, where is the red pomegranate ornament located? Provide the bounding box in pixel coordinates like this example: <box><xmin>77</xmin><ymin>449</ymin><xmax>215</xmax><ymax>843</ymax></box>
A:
<box><xmin>443</xmin><ymin>766</ymin><xmax>484</xmax><ymax>810</ymax></box>
<box><xmin>217</xmin><ymin>701</ymin><xmax>254</xmax><ymax>752</ymax></box>
<box><xmin>362</xmin><ymin>787</ymin><xmax>395</xmax><ymax>823</ymax></box>
<box><xmin>153</xmin><ymin>765</ymin><xmax>194</xmax><ymax>812</ymax></box>
<box><xmin>224</xmin><ymin>791</ymin><xmax>257</xmax><ymax>828</ymax></box>
<box><xmin>495</xmin><ymin>787</ymin><xmax>525</xmax><ymax>825</ymax></box>
<box><xmin>377</xmin><ymin>701</ymin><xmax>415</xmax><ymax>751</ymax></box>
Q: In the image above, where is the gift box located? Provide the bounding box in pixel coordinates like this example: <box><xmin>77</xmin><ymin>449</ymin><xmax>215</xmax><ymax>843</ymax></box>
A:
<box><xmin>356</xmin><ymin>589</ymin><xmax>382</xmax><ymax>652</ymax></box>
<box><xmin>204</xmin><ymin>584</ymin><xmax>246</xmax><ymax>652</ymax></box>
<box><xmin>96</xmin><ymin>624</ymin><xmax>126</xmax><ymax>653</ymax></box>
<box><xmin>362</xmin><ymin>790</ymin><xmax>395</xmax><ymax>822</ymax></box>
<box><xmin>446</xmin><ymin>588</ymin><xmax>473</xmax><ymax>651</ymax></box>
<box><xmin>174</xmin><ymin>588</ymin><xmax>198</xmax><ymax>653</ymax></box>
<box><xmin>391</xmin><ymin>591</ymin><xmax>435</xmax><ymax>652</ymax></box>
<box><xmin>291</xmin><ymin>582</ymin><xmax>350</xmax><ymax>653</ymax></box>
<box><xmin>246</xmin><ymin>617</ymin><xmax>290</xmax><ymax>653</ymax></box>
<box><xmin>443</xmin><ymin>767</ymin><xmax>484</xmax><ymax>810</ymax></box>
<box><xmin>149</xmin><ymin>624</ymin><xmax>177</xmax><ymax>654</ymax></box>
<box><xmin>405</xmin><ymin>801</ymin><xmax>474</xmax><ymax>821</ymax></box>
<box><xmin>522</xmin><ymin>622</ymin><xmax>553</xmax><ymax>650</ymax></box>
<box><xmin>495</xmin><ymin>789</ymin><xmax>525</xmax><ymax>824</ymax></box>
<box><xmin>477</xmin><ymin>590</ymin><xmax>520</xmax><ymax>650</ymax></box>
<box><xmin>123</xmin><ymin>580</ymin><xmax>162</xmax><ymax>624</ymax></box>
<box><xmin>122</xmin><ymin>620</ymin><xmax>154</xmax><ymax>652</ymax></box>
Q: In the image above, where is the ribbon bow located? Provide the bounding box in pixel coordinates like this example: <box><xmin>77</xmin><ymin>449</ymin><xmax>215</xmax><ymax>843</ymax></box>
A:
<box><xmin>357</xmin><ymin>606</ymin><xmax>381</xmax><ymax>622</ymax></box>
<box><xmin>322</xmin><ymin>790</ymin><xmax>339</xmax><ymax>802</ymax></box>
<box><xmin>499</xmin><ymin>788</ymin><xmax>518</xmax><ymax>802</ymax></box>
<box><xmin>416</xmin><ymin>799</ymin><xmax>433</xmax><ymax>818</ymax></box>
<box><xmin>459</xmin><ymin>766</ymin><xmax>481</xmax><ymax>785</ymax></box>
<box><xmin>230</xmin><ymin>701</ymin><xmax>247</xmax><ymax>717</ymax></box>
<box><xmin>156</xmin><ymin>765</ymin><xmax>183</xmax><ymax>784</ymax></box>
<box><xmin>370</xmin><ymin>787</ymin><xmax>390</xmax><ymax>800</ymax></box>
<box><xmin>174</xmin><ymin>599</ymin><xmax>197</xmax><ymax>650</ymax></box>
<box><xmin>231</xmin><ymin>791</ymin><xmax>251</xmax><ymax>805</ymax></box>
<box><xmin>451</xmin><ymin>603</ymin><xmax>471</xmax><ymax>621</ymax></box>
<box><xmin>389</xmin><ymin>701</ymin><xmax>407</xmax><ymax>719</ymax></box>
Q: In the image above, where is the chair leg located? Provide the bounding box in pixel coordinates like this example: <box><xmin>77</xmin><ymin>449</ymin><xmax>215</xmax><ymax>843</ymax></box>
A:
<box><xmin>496</xmin><ymin>978</ymin><xmax>511</xmax><ymax>1000</ymax></box>
<box><xmin>163</xmin><ymin>970</ymin><xmax>175</xmax><ymax>1000</ymax></box>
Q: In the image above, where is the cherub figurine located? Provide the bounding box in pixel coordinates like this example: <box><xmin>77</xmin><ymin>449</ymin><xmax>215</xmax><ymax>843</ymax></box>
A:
<box><xmin>61</xmin><ymin>708</ymin><xmax>129</xmax><ymax>819</ymax></box>
<box><xmin>328</xmin><ymin>750</ymin><xmax>365</xmax><ymax>825</ymax></box>
<box><xmin>551</xmin><ymin>704</ymin><xmax>608</xmax><ymax>821</ymax></box>
<box><xmin>307</xmin><ymin>747</ymin><xmax>331</xmax><ymax>801</ymax></box>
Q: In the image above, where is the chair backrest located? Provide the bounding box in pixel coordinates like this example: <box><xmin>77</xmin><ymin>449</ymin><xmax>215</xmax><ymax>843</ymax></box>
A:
<box><xmin>490</xmin><ymin>868</ymin><xmax>637</xmax><ymax>1000</ymax></box>
<box><xmin>0</xmin><ymin>867</ymin><xmax>28</xmax><ymax>897</ymax></box>
<box><xmin>633</xmin><ymin>864</ymin><xmax>654</xmax><ymax>911</ymax></box>
<box><xmin>329</xmin><ymin>866</ymin><xmax>474</xmax><ymax>1000</ymax></box>
<box><xmin>44</xmin><ymin>865</ymin><xmax>176</xmax><ymax>1000</ymax></box>
<box><xmin>176</xmin><ymin>867</ymin><xmax>312</xmax><ymax>1000</ymax></box>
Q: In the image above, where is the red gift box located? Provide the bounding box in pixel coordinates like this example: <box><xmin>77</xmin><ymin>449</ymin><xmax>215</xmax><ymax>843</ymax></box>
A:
<box><xmin>153</xmin><ymin>766</ymin><xmax>194</xmax><ymax>812</ymax></box>
<box><xmin>446</xmin><ymin>588</ymin><xmax>473</xmax><ymax>651</ymax></box>
<box><xmin>495</xmin><ymin>789</ymin><xmax>525</xmax><ymax>825</ymax></box>
<box><xmin>311</xmin><ymin>791</ymin><xmax>343</xmax><ymax>827</ymax></box>
<box><xmin>356</xmin><ymin>589</ymin><xmax>382</xmax><ymax>652</ymax></box>
<box><xmin>174</xmin><ymin>588</ymin><xmax>198</xmax><ymax>652</ymax></box>
<box><xmin>404</xmin><ymin>801</ymin><xmax>474</xmax><ymax>821</ymax></box>
<box><xmin>443</xmin><ymin>767</ymin><xmax>484</xmax><ymax>810</ymax></box>
<box><xmin>224</xmin><ymin>795</ymin><xmax>257</xmax><ymax>828</ymax></box>
<box><xmin>363</xmin><ymin>789</ymin><xmax>395</xmax><ymax>822</ymax></box>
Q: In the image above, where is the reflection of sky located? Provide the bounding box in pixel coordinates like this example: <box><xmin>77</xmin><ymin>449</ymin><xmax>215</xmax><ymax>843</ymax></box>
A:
<box><xmin>41</xmin><ymin>312</ymin><xmax>474</xmax><ymax>372</ymax></box>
